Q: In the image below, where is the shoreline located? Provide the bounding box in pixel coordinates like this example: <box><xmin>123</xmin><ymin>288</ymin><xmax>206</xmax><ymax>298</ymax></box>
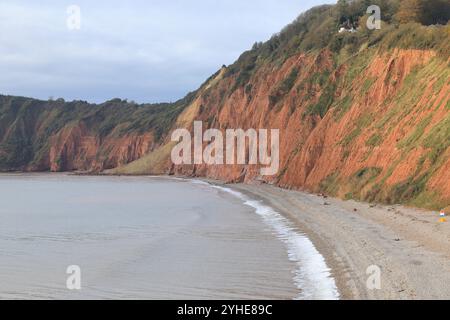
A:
<box><xmin>225</xmin><ymin>182</ymin><xmax>450</xmax><ymax>300</ymax></box>
<box><xmin>208</xmin><ymin>182</ymin><xmax>340</xmax><ymax>300</ymax></box>
<box><xmin>2</xmin><ymin>173</ymin><xmax>449</xmax><ymax>299</ymax></box>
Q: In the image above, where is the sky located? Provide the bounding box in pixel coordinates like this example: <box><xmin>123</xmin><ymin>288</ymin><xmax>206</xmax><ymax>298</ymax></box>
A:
<box><xmin>0</xmin><ymin>0</ymin><xmax>335</xmax><ymax>104</ymax></box>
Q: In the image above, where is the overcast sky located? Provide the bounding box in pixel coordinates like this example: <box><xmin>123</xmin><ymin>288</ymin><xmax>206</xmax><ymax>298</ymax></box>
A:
<box><xmin>0</xmin><ymin>0</ymin><xmax>335</xmax><ymax>103</ymax></box>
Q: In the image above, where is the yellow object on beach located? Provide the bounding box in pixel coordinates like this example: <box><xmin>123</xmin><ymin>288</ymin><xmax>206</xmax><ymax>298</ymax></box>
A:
<box><xmin>439</xmin><ymin>211</ymin><xmax>446</xmax><ymax>223</ymax></box>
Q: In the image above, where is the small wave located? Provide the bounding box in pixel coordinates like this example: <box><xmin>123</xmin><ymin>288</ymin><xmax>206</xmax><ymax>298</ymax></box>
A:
<box><xmin>211</xmin><ymin>185</ymin><xmax>340</xmax><ymax>300</ymax></box>
<box><xmin>187</xmin><ymin>179</ymin><xmax>211</xmax><ymax>186</ymax></box>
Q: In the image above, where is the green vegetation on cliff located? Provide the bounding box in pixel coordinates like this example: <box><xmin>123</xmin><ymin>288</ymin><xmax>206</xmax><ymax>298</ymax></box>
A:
<box><xmin>226</xmin><ymin>0</ymin><xmax>449</xmax><ymax>93</ymax></box>
<box><xmin>0</xmin><ymin>93</ymin><xmax>196</xmax><ymax>171</ymax></box>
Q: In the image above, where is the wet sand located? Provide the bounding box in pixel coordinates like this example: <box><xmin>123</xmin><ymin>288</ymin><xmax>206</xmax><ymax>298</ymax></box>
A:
<box><xmin>229</xmin><ymin>183</ymin><xmax>450</xmax><ymax>300</ymax></box>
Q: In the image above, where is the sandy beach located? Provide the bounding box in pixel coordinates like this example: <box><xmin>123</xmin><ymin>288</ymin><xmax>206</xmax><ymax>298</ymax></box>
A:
<box><xmin>227</xmin><ymin>183</ymin><xmax>450</xmax><ymax>300</ymax></box>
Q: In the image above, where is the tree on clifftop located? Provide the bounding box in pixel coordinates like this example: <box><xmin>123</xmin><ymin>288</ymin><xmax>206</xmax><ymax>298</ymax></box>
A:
<box><xmin>396</xmin><ymin>0</ymin><xmax>424</xmax><ymax>24</ymax></box>
<box><xmin>424</xmin><ymin>0</ymin><xmax>450</xmax><ymax>25</ymax></box>
<box><xmin>336</xmin><ymin>0</ymin><xmax>360</xmax><ymax>26</ymax></box>
<box><xmin>337</xmin><ymin>0</ymin><xmax>350</xmax><ymax>17</ymax></box>
<box><xmin>396</xmin><ymin>0</ymin><xmax>450</xmax><ymax>25</ymax></box>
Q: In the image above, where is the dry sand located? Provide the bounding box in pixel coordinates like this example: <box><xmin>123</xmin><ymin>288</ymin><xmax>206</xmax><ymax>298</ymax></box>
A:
<box><xmin>228</xmin><ymin>183</ymin><xmax>450</xmax><ymax>300</ymax></box>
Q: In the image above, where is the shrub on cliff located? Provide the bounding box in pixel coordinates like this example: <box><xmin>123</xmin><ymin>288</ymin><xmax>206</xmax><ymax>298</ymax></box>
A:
<box><xmin>396</xmin><ymin>0</ymin><xmax>450</xmax><ymax>25</ymax></box>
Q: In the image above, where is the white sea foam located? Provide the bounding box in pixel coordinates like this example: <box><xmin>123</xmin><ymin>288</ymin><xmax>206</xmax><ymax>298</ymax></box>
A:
<box><xmin>188</xmin><ymin>179</ymin><xmax>211</xmax><ymax>186</ymax></box>
<box><xmin>209</xmin><ymin>184</ymin><xmax>340</xmax><ymax>300</ymax></box>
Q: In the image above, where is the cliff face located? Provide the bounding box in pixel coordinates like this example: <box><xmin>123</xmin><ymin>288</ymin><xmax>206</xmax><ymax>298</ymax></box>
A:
<box><xmin>1</xmin><ymin>3</ymin><xmax>449</xmax><ymax>210</ymax></box>
<box><xmin>47</xmin><ymin>123</ymin><xmax>154</xmax><ymax>172</ymax></box>
<box><xmin>0</xmin><ymin>96</ymin><xmax>193</xmax><ymax>172</ymax></box>
<box><xmin>154</xmin><ymin>46</ymin><xmax>449</xmax><ymax>210</ymax></box>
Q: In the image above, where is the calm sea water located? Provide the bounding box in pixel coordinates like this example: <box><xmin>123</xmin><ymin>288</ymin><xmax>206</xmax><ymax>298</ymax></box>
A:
<box><xmin>0</xmin><ymin>174</ymin><xmax>338</xmax><ymax>300</ymax></box>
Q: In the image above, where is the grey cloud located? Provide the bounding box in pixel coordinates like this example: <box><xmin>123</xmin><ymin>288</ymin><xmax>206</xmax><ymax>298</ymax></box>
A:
<box><xmin>0</xmin><ymin>0</ymin><xmax>335</xmax><ymax>103</ymax></box>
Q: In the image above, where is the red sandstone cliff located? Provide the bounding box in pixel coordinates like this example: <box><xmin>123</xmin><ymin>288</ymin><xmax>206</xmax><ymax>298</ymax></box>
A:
<box><xmin>116</xmin><ymin>46</ymin><xmax>449</xmax><ymax>210</ymax></box>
